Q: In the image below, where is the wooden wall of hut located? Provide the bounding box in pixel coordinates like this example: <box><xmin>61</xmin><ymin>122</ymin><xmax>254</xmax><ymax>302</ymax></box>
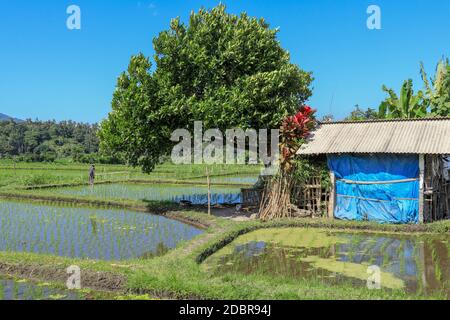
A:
<box><xmin>424</xmin><ymin>155</ymin><xmax>449</xmax><ymax>222</ymax></box>
<box><xmin>292</xmin><ymin>176</ymin><xmax>330</xmax><ymax>217</ymax></box>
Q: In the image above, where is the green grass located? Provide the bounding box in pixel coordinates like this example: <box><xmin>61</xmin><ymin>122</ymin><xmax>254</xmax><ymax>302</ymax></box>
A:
<box><xmin>0</xmin><ymin>160</ymin><xmax>261</xmax><ymax>191</ymax></box>
<box><xmin>0</xmin><ymin>160</ymin><xmax>448</xmax><ymax>300</ymax></box>
<box><xmin>0</xmin><ymin>201</ymin><xmax>448</xmax><ymax>300</ymax></box>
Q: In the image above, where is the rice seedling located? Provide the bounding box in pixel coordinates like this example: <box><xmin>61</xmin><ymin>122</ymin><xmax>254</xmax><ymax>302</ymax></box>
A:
<box><xmin>44</xmin><ymin>183</ymin><xmax>243</xmax><ymax>205</ymax></box>
<box><xmin>0</xmin><ymin>276</ymin><xmax>81</xmax><ymax>300</ymax></box>
<box><xmin>203</xmin><ymin>228</ymin><xmax>450</xmax><ymax>297</ymax></box>
<box><xmin>0</xmin><ymin>201</ymin><xmax>203</xmax><ymax>260</ymax></box>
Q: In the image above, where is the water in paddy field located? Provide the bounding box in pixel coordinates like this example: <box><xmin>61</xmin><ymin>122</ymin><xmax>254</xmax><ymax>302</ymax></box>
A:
<box><xmin>50</xmin><ymin>183</ymin><xmax>242</xmax><ymax>205</ymax></box>
<box><xmin>0</xmin><ymin>277</ymin><xmax>80</xmax><ymax>300</ymax></box>
<box><xmin>203</xmin><ymin>228</ymin><xmax>450</xmax><ymax>297</ymax></box>
<box><xmin>189</xmin><ymin>175</ymin><xmax>259</xmax><ymax>185</ymax></box>
<box><xmin>0</xmin><ymin>201</ymin><xmax>203</xmax><ymax>260</ymax></box>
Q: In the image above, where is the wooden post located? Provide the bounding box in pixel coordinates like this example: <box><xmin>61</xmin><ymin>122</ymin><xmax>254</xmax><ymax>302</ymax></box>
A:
<box><xmin>328</xmin><ymin>171</ymin><xmax>336</xmax><ymax>219</ymax></box>
<box><xmin>206</xmin><ymin>167</ymin><xmax>211</xmax><ymax>216</ymax></box>
<box><xmin>419</xmin><ymin>154</ymin><xmax>425</xmax><ymax>223</ymax></box>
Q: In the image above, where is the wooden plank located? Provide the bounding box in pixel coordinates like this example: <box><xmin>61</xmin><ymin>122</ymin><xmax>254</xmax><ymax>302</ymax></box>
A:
<box><xmin>328</xmin><ymin>171</ymin><xmax>336</xmax><ymax>219</ymax></box>
<box><xmin>419</xmin><ymin>154</ymin><xmax>425</xmax><ymax>223</ymax></box>
<box><xmin>337</xmin><ymin>178</ymin><xmax>419</xmax><ymax>185</ymax></box>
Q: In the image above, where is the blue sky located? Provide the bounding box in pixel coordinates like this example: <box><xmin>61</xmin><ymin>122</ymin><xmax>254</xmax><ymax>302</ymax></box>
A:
<box><xmin>0</xmin><ymin>0</ymin><xmax>449</xmax><ymax>123</ymax></box>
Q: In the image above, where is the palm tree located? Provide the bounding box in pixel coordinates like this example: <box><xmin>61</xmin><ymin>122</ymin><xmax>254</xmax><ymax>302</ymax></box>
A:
<box><xmin>378</xmin><ymin>79</ymin><xmax>428</xmax><ymax>119</ymax></box>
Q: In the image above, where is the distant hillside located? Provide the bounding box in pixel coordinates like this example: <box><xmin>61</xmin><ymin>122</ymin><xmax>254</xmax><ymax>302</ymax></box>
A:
<box><xmin>0</xmin><ymin>113</ymin><xmax>23</xmax><ymax>122</ymax></box>
<box><xmin>0</xmin><ymin>119</ymin><xmax>105</xmax><ymax>163</ymax></box>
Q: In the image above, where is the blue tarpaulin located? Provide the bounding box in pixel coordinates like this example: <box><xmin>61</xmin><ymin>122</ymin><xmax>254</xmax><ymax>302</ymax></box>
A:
<box><xmin>327</xmin><ymin>154</ymin><xmax>419</xmax><ymax>224</ymax></box>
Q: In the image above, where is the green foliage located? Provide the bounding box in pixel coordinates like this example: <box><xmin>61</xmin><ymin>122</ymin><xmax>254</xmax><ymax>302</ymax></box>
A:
<box><xmin>378</xmin><ymin>79</ymin><xmax>428</xmax><ymax>118</ymax></box>
<box><xmin>292</xmin><ymin>157</ymin><xmax>330</xmax><ymax>190</ymax></box>
<box><xmin>420</xmin><ymin>58</ymin><xmax>450</xmax><ymax>117</ymax></box>
<box><xmin>99</xmin><ymin>54</ymin><xmax>173</xmax><ymax>173</ymax></box>
<box><xmin>346</xmin><ymin>105</ymin><xmax>379</xmax><ymax>121</ymax></box>
<box><xmin>21</xmin><ymin>173</ymin><xmax>54</xmax><ymax>186</ymax></box>
<box><xmin>378</xmin><ymin>58</ymin><xmax>450</xmax><ymax>120</ymax></box>
<box><xmin>0</xmin><ymin>120</ymin><xmax>101</xmax><ymax>162</ymax></box>
<box><xmin>99</xmin><ymin>4</ymin><xmax>313</xmax><ymax>173</ymax></box>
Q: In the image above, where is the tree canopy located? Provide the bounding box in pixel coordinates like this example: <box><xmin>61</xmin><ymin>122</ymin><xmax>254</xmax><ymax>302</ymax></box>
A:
<box><xmin>0</xmin><ymin>119</ymin><xmax>103</xmax><ymax>163</ymax></box>
<box><xmin>99</xmin><ymin>4</ymin><xmax>313</xmax><ymax>173</ymax></box>
<box><xmin>345</xmin><ymin>105</ymin><xmax>378</xmax><ymax>121</ymax></box>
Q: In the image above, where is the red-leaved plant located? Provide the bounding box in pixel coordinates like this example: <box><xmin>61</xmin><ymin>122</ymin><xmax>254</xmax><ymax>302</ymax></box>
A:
<box><xmin>259</xmin><ymin>105</ymin><xmax>317</xmax><ymax>220</ymax></box>
<box><xmin>280</xmin><ymin>105</ymin><xmax>316</xmax><ymax>172</ymax></box>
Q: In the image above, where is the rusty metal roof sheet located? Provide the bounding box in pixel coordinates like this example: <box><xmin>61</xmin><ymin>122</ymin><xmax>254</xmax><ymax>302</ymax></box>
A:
<box><xmin>297</xmin><ymin>118</ymin><xmax>450</xmax><ymax>155</ymax></box>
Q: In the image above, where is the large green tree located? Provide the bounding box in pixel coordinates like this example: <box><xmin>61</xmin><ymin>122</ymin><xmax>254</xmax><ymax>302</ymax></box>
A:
<box><xmin>99</xmin><ymin>4</ymin><xmax>313</xmax><ymax>173</ymax></box>
<box><xmin>98</xmin><ymin>54</ymin><xmax>175</xmax><ymax>172</ymax></box>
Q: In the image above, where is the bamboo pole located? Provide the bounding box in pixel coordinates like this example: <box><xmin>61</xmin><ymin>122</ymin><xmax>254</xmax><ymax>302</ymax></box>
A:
<box><xmin>419</xmin><ymin>154</ymin><xmax>425</xmax><ymax>223</ymax></box>
<box><xmin>206</xmin><ymin>167</ymin><xmax>211</xmax><ymax>216</ymax></box>
<box><xmin>328</xmin><ymin>171</ymin><xmax>336</xmax><ymax>219</ymax></box>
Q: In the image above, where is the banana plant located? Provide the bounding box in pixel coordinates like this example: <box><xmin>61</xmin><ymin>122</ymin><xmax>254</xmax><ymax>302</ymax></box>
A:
<box><xmin>378</xmin><ymin>79</ymin><xmax>428</xmax><ymax>119</ymax></box>
<box><xmin>420</xmin><ymin>58</ymin><xmax>450</xmax><ymax>117</ymax></box>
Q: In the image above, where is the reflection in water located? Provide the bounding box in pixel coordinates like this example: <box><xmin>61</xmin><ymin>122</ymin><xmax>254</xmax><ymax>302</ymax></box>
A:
<box><xmin>0</xmin><ymin>277</ymin><xmax>80</xmax><ymax>300</ymax></box>
<box><xmin>204</xmin><ymin>228</ymin><xmax>450</xmax><ymax>296</ymax></box>
<box><xmin>139</xmin><ymin>242</ymin><xmax>170</xmax><ymax>259</ymax></box>
<box><xmin>335</xmin><ymin>234</ymin><xmax>450</xmax><ymax>295</ymax></box>
<box><xmin>0</xmin><ymin>201</ymin><xmax>203</xmax><ymax>260</ymax></box>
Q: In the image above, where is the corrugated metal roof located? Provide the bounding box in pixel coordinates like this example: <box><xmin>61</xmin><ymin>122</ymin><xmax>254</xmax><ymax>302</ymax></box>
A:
<box><xmin>297</xmin><ymin>118</ymin><xmax>450</xmax><ymax>155</ymax></box>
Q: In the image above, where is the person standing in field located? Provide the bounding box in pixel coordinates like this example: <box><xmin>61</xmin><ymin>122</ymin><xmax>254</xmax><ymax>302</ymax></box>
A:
<box><xmin>89</xmin><ymin>164</ymin><xmax>95</xmax><ymax>187</ymax></box>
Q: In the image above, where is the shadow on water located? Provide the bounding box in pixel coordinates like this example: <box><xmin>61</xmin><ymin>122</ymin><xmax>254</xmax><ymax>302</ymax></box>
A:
<box><xmin>203</xmin><ymin>228</ymin><xmax>450</xmax><ymax>297</ymax></box>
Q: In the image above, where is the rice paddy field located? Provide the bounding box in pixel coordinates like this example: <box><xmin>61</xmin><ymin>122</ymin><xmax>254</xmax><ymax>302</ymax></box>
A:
<box><xmin>0</xmin><ymin>160</ymin><xmax>449</xmax><ymax>300</ymax></box>
<box><xmin>0</xmin><ymin>201</ymin><xmax>203</xmax><ymax>260</ymax></box>
<box><xmin>202</xmin><ymin>228</ymin><xmax>450</xmax><ymax>297</ymax></box>
<box><xmin>0</xmin><ymin>160</ymin><xmax>261</xmax><ymax>190</ymax></box>
<box><xmin>40</xmin><ymin>183</ymin><xmax>242</xmax><ymax>205</ymax></box>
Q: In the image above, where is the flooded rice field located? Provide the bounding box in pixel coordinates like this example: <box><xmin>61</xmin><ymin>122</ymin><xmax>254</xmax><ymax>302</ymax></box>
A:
<box><xmin>48</xmin><ymin>183</ymin><xmax>242</xmax><ymax>205</ymax></box>
<box><xmin>0</xmin><ymin>201</ymin><xmax>203</xmax><ymax>260</ymax></box>
<box><xmin>0</xmin><ymin>277</ymin><xmax>81</xmax><ymax>300</ymax></box>
<box><xmin>203</xmin><ymin>228</ymin><xmax>450</xmax><ymax>296</ymax></box>
<box><xmin>188</xmin><ymin>175</ymin><xmax>259</xmax><ymax>185</ymax></box>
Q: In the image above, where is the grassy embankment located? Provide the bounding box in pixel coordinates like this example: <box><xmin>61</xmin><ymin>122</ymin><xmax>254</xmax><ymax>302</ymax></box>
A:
<box><xmin>0</xmin><ymin>161</ymin><xmax>449</xmax><ymax>300</ymax></box>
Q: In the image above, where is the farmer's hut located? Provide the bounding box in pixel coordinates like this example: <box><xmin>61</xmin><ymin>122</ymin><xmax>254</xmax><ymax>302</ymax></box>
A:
<box><xmin>296</xmin><ymin>118</ymin><xmax>450</xmax><ymax>224</ymax></box>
